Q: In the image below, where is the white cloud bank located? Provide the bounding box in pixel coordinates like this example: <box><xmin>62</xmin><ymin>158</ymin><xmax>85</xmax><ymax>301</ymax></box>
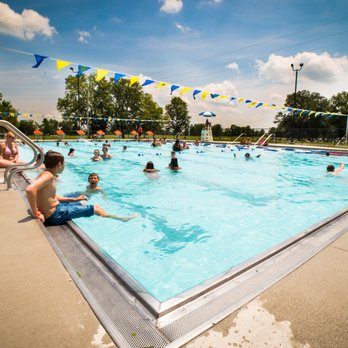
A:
<box><xmin>0</xmin><ymin>2</ymin><xmax>56</xmax><ymax>40</ymax></box>
<box><xmin>256</xmin><ymin>51</ymin><xmax>348</xmax><ymax>84</ymax></box>
<box><xmin>160</xmin><ymin>0</ymin><xmax>183</xmax><ymax>14</ymax></box>
<box><xmin>78</xmin><ymin>30</ymin><xmax>91</xmax><ymax>44</ymax></box>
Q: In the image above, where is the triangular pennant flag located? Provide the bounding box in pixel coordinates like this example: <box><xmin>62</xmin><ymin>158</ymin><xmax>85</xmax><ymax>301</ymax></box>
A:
<box><xmin>129</xmin><ymin>76</ymin><xmax>140</xmax><ymax>86</ymax></box>
<box><xmin>114</xmin><ymin>73</ymin><xmax>126</xmax><ymax>83</ymax></box>
<box><xmin>142</xmin><ymin>79</ymin><xmax>155</xmax><ymax>87</ymax></box>
<box><xmin>230</xmin><ymin>97</ymin><xmax>237</xmax><ymax>101</ymax></box>
<box><xmin>193</xmin><ymin>89</ymin><xmax>201</xmax><ymax>99</ymax></box>
<box><xmin>32</xmin><ymin>54</ymin><xmax>47</xmax><ymax>68</ymax></box>
<box><xmin>248</xmin><ymin>101</ymin><xmax>257</xmax><ymax>107</ymax></box>
<box><xmin>256</xmin><ymin>102</ymin><xmax>263</xmax><ymax>108</ymax></box>
<box><xmin>245</xmin><ymin>100</ymin><xmax>252</xmax><ymax>104</ymax></box>
<box><xmin>96</xmin><ymin>69</ymin><xmax>109</xmax><ymax>81</ymax></box>
<box><xmin>202</xmin><ymin>92</ymin><xmax>209</xmax><ymax>100</ymax></box>
<box><xmin>211</xmin><ymin>93</ymin><xmax>219</xmax><ymax>99</ymax></box>
<box><xmin>155</xmin><ymin>82</ymin><xmax>169</xmax><ymax>88</ymax></box>
<box><xmin>56</xmin><ymin>59</ymin><xmax>72</xmax><ymax>71</ymax></box>
<box><xmin>218</xmin><ymin>95</ymin><xmax>228</xmax><ymax>100</ymax></box>
<box><xmin>237</xmin><ymin>98</ymin><xmax>244</xmax><ymax>103</ymax></box>
<box><xmin>308</xmin><ymin>111</ymin><xmax>315</xmax><ymax>116</ymax></box>
<box><xmin>180</xmin><ymin>87</ymin><xmax>192</xmax><ymax>96</ymax></box>
<box><xmin>170</xmin><ymin>85</ymin><xmax>180</xmax><ymax>94</ymax></box>
<box><xmin>315</xmin><ymin>112</ymin><xmax>322</xmax><ymax>117</ymax></box>
<box><xmin>300</xmin><ymin>110</ymin><xmax>306</xmax><ymax>116</ymax></box>
<box><xmin>78</xmin><ymin>65</ymin><xmax>90</xmax><ymax>77</ymax></box>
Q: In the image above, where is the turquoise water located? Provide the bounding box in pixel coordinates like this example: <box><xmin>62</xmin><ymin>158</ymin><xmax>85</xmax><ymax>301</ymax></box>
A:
<box><xmin>20</xmin><ymin>141</ymin><xmax>348</xmax><ymax>302</ymax></box>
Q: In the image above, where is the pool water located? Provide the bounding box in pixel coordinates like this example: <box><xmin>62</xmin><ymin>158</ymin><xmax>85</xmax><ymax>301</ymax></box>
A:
<box><xmin>20</xmin><ymin>141</ymin><xmax>348</xmax><ymax>302</ymax></box>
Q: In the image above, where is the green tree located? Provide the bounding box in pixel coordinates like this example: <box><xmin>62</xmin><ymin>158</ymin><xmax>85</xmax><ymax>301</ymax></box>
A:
<box><xmin>165</xmin><ymin>97</ymin><xmax>190</xmax><ymax>135</ymax></box>
<box><xmin>139</xmin><ymin>93</ymin><xmax>163</xmax><ymax>132</ymax></box>
<box><xmin>18</xmin><ymin>120</ymin><xmax>37</xmax><ymax>135</ymax></box>
<box><xmin>274</xmin><ymin>90</ymin><xmax>331</xmax><ymax>139</ymax></box>
<box><xmin>41</xmin><ymin>118</ymin><xmax>59</xmax><ymax>135</ymax></box>
<box><xmin>0</xmin><ymin>93</ymin><xmax>18</xmax><ymax>127</ymax></box>
<box><xmin>190</xmin><ymin>123</ymin><xmax>205</xmax><ymax>136</ymax></box>
<box><xmin>328</xmin><ymin>91</ymin><xmax>348</xmax><ymax>137</ymax></box>
<box><xmin>212</xmin><ymin>123</ymin><xmax>223</xmax><ymax>137</ymax></box>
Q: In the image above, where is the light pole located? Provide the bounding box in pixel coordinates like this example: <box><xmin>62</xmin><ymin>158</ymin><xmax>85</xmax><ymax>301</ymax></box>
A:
<box><xmin>290</xmin><ymin>63</ymin><xmax>304</xmax><ymax>140</ymax></box>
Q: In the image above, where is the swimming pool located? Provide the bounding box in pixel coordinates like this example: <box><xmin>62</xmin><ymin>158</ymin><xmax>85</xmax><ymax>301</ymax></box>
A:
<box><xmin>20</xmin><ymin>141</ymin><xmax>348</xmax><ymax>302</ymax></box>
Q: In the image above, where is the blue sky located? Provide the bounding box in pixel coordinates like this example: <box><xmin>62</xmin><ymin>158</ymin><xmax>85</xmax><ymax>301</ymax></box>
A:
<box><xmin>0</xmin><ymin>0</ymin><xmax>348</xmax><ymax>128</ymax></box>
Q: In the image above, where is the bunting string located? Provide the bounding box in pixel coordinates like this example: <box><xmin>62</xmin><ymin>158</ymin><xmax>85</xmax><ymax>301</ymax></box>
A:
<box><xmin>1</xmin><ymin>46</ymin><xmax>347</xmax><ymax>118</ymax></box>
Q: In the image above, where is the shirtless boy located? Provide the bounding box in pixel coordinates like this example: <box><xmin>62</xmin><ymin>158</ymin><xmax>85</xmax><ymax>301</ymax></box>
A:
<box><xmin>26</xmin><ymin>151</ymin><xmax>137</xmax><ymax>225</ymax></box>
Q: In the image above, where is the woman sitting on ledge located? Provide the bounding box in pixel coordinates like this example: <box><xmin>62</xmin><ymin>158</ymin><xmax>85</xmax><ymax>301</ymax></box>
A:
<box><xmin>0</xmin><ymin>131</ymin><xmax>22</xmax><ymax>168</ymax></box>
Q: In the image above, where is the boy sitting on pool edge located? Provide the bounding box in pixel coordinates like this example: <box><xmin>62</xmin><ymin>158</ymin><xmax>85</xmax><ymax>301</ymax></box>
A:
<box><xmin>26</xmin><ymin>150</ymin><xmax>138</xmax><ymax>225</ymax></box>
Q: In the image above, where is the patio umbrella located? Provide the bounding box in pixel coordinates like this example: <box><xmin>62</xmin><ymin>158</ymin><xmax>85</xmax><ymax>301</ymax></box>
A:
<box><xmin>130</xmin><ymin>130</ymin><xmax>138</xmax><ymax>135</ymax></box>
<box><xmin>114</xmin><ymin>130</ymin><xmax>122</xmax><ymax>135</ymax></box>
<box><xmin>96</xmin><ymin>130</ymin><xmax>105</xmax><ymax>135</ymax></box>
<box><xmin>56</xmin><ymin>129</ymin><xmax>65</xmax><ymax>135</ymax></box>
<box><xmin>76</xmin><ymin>130</ymin><xmax>85</xmax><ymax>135</ymax></box>
<box><xmin>33</xmin><ymin>129</ymin><xmax>42</xmax><ymax>135</ymax></box>
<box><xmin>146</xmin><ymin>130</ymin><xmax>154</xmax><ymax>135</ymax></box>
<box><xmin>199</xmin><ymin>111</ymin><xmax>216</xmax><ymax>117</ymax></box>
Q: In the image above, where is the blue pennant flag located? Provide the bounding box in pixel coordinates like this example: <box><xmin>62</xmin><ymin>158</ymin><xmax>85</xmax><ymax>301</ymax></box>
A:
<box><xmin>78</xmin><ymin>65</ymin><xmax>91</xmax><ymax>77</ymax></box>
<box><xmin>170</xmin><ymin>85</ymin><xmax>180</xmax><ymax>95</ymax></box>
<box><xmin>114</xmin><ymin>73</ymin><xmax>126</xmax><ymax>83</ymax></box>
<box><xmin>193</xmin><ymin>89</ymin><xmax>202</xmax><ymax>99</ymax></box>
<box><xmin>142</xmin><ymin>79</ymin><xmax>155</xmax><ymax>87</ymax></box>
<box><xmin>32</xmin><ymin>54</ymin><xmax>47</xmax><ymax>68</ymax></box>
<box><xmin>210</xmin><ymin>93</ymin><xmax>219</xmax><ymax>99</ymax></box>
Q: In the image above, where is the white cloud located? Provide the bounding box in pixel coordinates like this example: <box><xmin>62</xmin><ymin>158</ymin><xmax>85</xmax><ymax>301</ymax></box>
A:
<box><xmin>227</xmin><ymin>62</ymin><xmax>239</xmax><ymax>71</ymax></box>
<box><xmin>160</xmin><ymin>0</ymin><xmax>183</xmax><ymax>14</ymax></box>
<box><xmin>78</xmin><ymin>30</ymin><xmax>91</xmax><ymax>44</ymax></box>
<box><xmin>0</xmin><ymin>2</ymin><xmax>56</xmax><ymax>40</ymax></box>
<box><xmin>256</xmin><ymin>52</ymin><xmax>348</xmax><ymax>84</ymax></box>
<box><xmin>175</xmin><ymin>23</ymin><xmax>190</xmax><ymax>33</ymax></box>
<box><xmin>199</xmin><ymin>0</ymin><xmax>223</xmax><ymax>7</ymax></box>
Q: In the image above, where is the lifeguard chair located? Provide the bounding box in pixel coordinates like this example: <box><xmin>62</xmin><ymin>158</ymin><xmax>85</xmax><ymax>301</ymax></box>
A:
<box><xmin>199</xmin><ymin>111</ymin><xmax>215</xmax><ymax>142</ymax></box>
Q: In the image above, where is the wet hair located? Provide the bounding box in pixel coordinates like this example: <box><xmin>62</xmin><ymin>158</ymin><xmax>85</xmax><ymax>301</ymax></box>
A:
<box><xmin>123</xmin><ymin>146</ymin><xmax>127</xmax><ymax>150</ymax></box>
<box><xmin>68</xmin><ymin>148</ymin><xmax>74</xmax><ymax>154</ymax></box>
<box><xmin>245</xmin><ymin>153</ymin><xmax>251</xmax><ymax>158</ymax></box>
<box><xmin>43</xmin><ymin>151</ymin><xmax>64</xmax><ymax>169</ymax></box>
<box><xmin>88</xmin><ymin>172</ymin><xmax>100</xmax><ymax>180</ymax></box>
<box><xmin>327</xmin><ymin>164</ymin><xmax>335</xmax><ymax>172</ymax></box>
<box><xmin>145</xmin><ymin>161</ymin><xmax>154</xmax><ymax>170</ymax></box>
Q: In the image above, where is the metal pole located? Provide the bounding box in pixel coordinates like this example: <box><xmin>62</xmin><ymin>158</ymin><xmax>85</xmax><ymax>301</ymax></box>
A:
<box><xmin>345</xmin><ymin>116</ymin><xmax>348</xmax><ymax>145</ymax></box>
<box><xmin>290</xmin><ymin>63</ymin><xmax>304</xmax><ymax>140</ymax></box>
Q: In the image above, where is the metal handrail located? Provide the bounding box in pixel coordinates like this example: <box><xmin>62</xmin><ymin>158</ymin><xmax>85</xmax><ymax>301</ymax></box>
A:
<box><xmin>233</xmin><ymin>133</ymin><xmax>245</xmax><ymax>143</ymax></box>
<box><xmin>0</xmin><ymin>120</ymin><xmax>44</xmax><ymax>189</ymax></box>
<box><xmin>255</xmin><ymin>133</ymin><xmax>274</xmax><ymax>146</ymax></box>
<box><xmin>336</xmin><ymin>136</ymin><xmax>346</xmax><ymax>147</ymax></box>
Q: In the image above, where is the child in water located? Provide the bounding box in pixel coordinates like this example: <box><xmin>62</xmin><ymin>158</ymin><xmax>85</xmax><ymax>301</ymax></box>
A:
<box><xmin>168</xmin><ymin>151</ymin><xmax>181</xmax><ymax>171</ymax></box>
<box><xmin>327</xmin><ymin>162</ymin><xmax>344</xmax><ymax>175</ymax></box>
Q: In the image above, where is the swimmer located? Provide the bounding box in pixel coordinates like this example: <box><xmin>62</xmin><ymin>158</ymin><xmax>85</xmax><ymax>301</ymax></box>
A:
<box><xmin>101</xmin><ymin>146</ymin><xmax>112</xmax><ymax>160</ymax></box>
<box><xmin>91</xmin><ymin>149</ymin><xmax>103</xmax><ymax>161</ymax></box>
<box><xmin>68</xmin><ymin>148</ymin><xmax>75</xmax><ymax>156</ymax></box>
<box><xmin>327</xmin><ymin>162</ymin><xmax>344</xmax><ymax>175</ymax></box>
<box><xmin>143</xmin><ymin>161</ymin><xmax>160</xmax><ymax>173</ymax></box>
<box><xmin>168</xmin><ymin>151</ymin><xmax>181</xmax><ymax>171</ymax></box>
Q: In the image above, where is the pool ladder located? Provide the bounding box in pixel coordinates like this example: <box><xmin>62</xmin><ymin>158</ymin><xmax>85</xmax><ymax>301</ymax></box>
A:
<box><xmin>0</xmin><ymin>120</ymin><xmax>44</xmax><ymax>189</ymax></box>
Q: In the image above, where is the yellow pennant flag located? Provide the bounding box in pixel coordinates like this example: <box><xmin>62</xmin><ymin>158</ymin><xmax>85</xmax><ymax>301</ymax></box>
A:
<box><xmin>96</xmin><ymin>69</ymin><xmax>109</xmax><ymax>81</ymax></box>
<box><xmin>180</xmin><ymin>87</ymin><xmax>192</xmax><ymax>96</ymax></box>
<box><xmin>23</xmin><ymin>113</ymin><xmax>28</xmax><ymax>117</ymax></box>
<box><xmin>129</xmin><ymin>76</ymin><xmax>140</xmax><ymax>86</ymax></box>
<box><xmin>218</xmin><ymin>95</ymin><xmax>228</xmax><ymax>100</ymax></box>
<box><xmin>237</xmin><ymin>98</ymin><xmax>244</xmax><ymax>103</ymax></box>
<box><xmin>201</xmin><ymin>92</ymin><xmax>209</xmax><ymax>100</ymax></box>
<box><xmin>56</xmin><ymin>59</ymin><xmax>72</xmax><ymax>71</ymax></box>
<box><xmin>155</xmin><ymin>82</ymin><xmax>169</xmax><ymax>88</ymax></box>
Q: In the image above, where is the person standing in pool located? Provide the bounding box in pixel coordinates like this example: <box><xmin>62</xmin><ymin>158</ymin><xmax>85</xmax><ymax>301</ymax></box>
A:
<box><xmin>85</xmin><ymin>172</ymin><xmax>104</xmax><ymax>194</ymax></box>
<box><xmin>168</xmin><ymin>151</ymin><xmax>181</xmax><ymax>171</ymax></box>
<box><xmin>26</xmin><ymin>151</ymin><xmax>138</xmax><ymax>225</ymax></box>
<box><xmin>91</xmin><ymin>149</ymin><xmax>103</xmax><ymax>161</ymax></box>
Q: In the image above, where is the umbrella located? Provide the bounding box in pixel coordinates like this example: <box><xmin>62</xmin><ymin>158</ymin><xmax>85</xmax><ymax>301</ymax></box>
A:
<box><xmin>146</xmin><ymin>130</ymin><xmax>154</xmax><ymax>135</ymax></box>
<box><xmin>114</xmin><ymin>130</ymin><xmax>122</xmax><ymax>135</ymax></box>
<box><xmin>96</xmin><ymin>130</ymin><xmax>105</xmax><ymax>135</ymax></box>
<box><xmin>130</xmin><ymin>130</ymin><xmax>138</xmax><ymax>135</ymax></box>
<box><xmin>199</xmin><ymin>111</ymin><xmax>216</xmax><ymax>117</ymax></box>
<box><xmin>56</xmin><ymin>129</ymin><xmax>65</xmax><ymax>135</ymax></box>
<box><xmin>76</xmin><ymin>130</ymin><xmax>85</xmax><ymax>135</ymax></box>
<box><xmin>33</xmin><ymin>129</ymin><xmax>42</xmax><ymax>135</ymax></box>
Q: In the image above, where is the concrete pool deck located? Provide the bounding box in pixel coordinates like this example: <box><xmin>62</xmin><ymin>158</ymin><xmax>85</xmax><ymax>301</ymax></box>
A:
<box><xmin>1</xmin><ymin>170</ymin><xmax>347</xmax><ymax>347</ymax></box>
